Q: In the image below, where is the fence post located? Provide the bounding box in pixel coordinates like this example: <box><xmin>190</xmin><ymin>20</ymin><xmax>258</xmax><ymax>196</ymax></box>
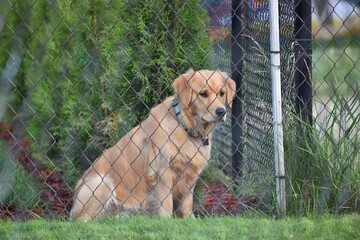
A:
<box><xmin>294</xmin><ymin>0</ymin><xmax>313</xmax><ymax>124</ymax></box>
<box><xmin>269</xmin><ymin>0</ymin><xmax>286</xmax><ymax>216</ymax></box>
<box><xmin>231</xmin><ymin>0</ymin><xmax>245</xmax><ymax>185</ymax></box>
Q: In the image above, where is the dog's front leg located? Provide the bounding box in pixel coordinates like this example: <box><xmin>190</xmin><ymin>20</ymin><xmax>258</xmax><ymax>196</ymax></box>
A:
<box><xmin>177</xmin><ymin>186</ymin><xmax>195</xmax><ymax>218</ymax></box>
<box><xmin>145</xmin><ymin>167</ymin><xmax>174</xmax><ymax>217</ymax></box>
<box><xmin>173</xmin><ymin>179</ymin><xmax>196</xmax><ymax>218</ymax></box>
<box><xmin>173</xmin><ymin>160</ymin><xmax>205</xmax><ymax>218</ymax></box>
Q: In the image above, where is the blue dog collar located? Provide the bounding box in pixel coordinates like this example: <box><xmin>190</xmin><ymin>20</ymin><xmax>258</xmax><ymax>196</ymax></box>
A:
<box><xmin>172</xmin><ymin>98</ymin><xmax>188</xmax><ymax>132</ymax></box>
<box><xmin>172</xmin><ymin>98</ymin><xmax>209</xmax><ymax>146</ymax></box>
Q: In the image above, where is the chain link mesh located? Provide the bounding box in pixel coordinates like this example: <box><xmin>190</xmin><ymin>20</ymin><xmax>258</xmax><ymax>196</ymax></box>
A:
<box><xmin>0</xmin><ymin>0</ymin><xmax>359</xmax><ymax>220</ymax></box>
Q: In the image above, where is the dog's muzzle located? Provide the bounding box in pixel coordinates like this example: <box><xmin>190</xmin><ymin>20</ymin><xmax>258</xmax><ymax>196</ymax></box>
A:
<box><xmin>215</xmin><ymin>108</ymin><xmax>226</xmax><ymax>118</ymax></box>
<box><xmin>202</xmin><ymin>107</ymin><xmax>227</xmax><ymax>123</ymax></box>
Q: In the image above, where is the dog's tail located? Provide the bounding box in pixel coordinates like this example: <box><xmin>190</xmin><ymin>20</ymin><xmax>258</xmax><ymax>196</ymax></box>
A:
<box><xmin>70</xmin><ymin>174</ymin><xmax>118</xmax><ymax>220</ymax></box>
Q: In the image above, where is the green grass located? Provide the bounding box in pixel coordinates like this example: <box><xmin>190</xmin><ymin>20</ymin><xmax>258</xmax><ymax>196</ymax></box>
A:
<box><xmin>0</xmin><ymin>215</ymin><xmax>359</xmax><ymax>239</ymax></box>
<box><xmin>284</xmin><ymin>88</ymin><xmax>359</xmax><ymax>215</ymax></box>
<box><xmin>284</xmin><ymin>37</ymin><xmax>360</xmax><ymax>215</ymax></box>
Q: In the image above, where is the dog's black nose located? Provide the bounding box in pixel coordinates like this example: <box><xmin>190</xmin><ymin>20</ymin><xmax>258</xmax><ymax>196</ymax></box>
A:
<box><xmin>215</xmin><ymin>108</ymin><xmax>226</xmax><ymax>118</ymax></box>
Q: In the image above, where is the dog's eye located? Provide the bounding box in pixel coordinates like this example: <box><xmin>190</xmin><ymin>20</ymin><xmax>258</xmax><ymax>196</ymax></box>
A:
<box><xmin>199</xmin><ymin>91</ymin><xmax>208</xmax><ymax>98</ymax></box>
<box><xmin>219</xmin><ymin>91</ymin><xmax>225</xmax><ymax>97</ymax></box>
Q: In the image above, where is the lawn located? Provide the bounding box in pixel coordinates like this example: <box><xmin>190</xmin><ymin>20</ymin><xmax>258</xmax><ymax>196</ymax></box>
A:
<box><xmin>0</xmin><ymin>215</ymin><xmax>359</xmax><ymax>240</ymax></box>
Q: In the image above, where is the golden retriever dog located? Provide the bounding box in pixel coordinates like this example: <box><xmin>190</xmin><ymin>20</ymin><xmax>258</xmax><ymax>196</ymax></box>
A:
<box><xmin>70</xmin><ymin>69</ymin><xmax>236</xmax><ymax>220</ymax></box>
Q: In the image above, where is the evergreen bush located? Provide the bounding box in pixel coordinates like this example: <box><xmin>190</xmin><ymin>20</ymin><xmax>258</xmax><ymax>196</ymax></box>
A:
<box><xmin>1</xmin><ymin>0</ymin><xmax>213</xmax><ymax>185</ymax></box>
<box><xmin>100</xmin><ymin>0</ymin><xmax>213</xmax><ymax>129</ymax></box>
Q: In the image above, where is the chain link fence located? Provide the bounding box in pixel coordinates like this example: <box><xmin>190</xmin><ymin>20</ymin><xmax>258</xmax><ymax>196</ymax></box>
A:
<box><xmin>0</xmin><ymin>0</ymin><xmax>359</xmax><ymax>220</ymax></box>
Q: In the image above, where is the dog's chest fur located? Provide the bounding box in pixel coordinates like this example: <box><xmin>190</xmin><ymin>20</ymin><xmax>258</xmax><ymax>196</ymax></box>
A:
<box><xmin>170</xmin><ymin>137</ymin><xmax>211</xmax><ymax>178</ymax></box>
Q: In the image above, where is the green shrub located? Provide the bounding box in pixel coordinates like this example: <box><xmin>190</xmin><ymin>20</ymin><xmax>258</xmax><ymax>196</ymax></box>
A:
<box><xmin>1</xmin><ymin>0</ymin><xmax>213</xmax><ymax>188</ymax></box>
<box><xmin>100</xmin><ymin>0</ymin><xmax>213</xmax><ymax>129</ymax></box>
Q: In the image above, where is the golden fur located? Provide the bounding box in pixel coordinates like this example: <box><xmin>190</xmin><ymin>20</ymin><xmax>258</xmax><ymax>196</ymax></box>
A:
<box><xmin>70</xmin><ymin>69</ymin><xmax>236</xmax><ymax>220</ymax></box>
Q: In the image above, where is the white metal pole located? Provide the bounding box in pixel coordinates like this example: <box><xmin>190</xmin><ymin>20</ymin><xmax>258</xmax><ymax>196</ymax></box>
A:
<box><xmin>269</xmin><ymin>0</ymin><xmax>286</xmax><ymax>216</ymax></box>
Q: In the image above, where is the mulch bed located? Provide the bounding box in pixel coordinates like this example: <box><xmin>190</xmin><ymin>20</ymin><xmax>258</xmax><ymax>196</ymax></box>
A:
<box><xmin>0</xmin><ymin>122</ymin><xmax>258</xmax><ymax>220</ymax></box>
<box><xmin>202</xmin><ymin>180</ymin><xmax>259</xmax><ymax>216</ymax></box>
<box><xmin>0</xmin><ymin>122</ymin><xmax>72</xmax><ymax>221</ymax></box>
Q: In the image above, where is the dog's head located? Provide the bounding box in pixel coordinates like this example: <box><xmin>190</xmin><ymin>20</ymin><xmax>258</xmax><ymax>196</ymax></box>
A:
<box><xmin>173</xmin><ymin>69</ymin><xmax>236</xmax><ymax>123</ymax></box>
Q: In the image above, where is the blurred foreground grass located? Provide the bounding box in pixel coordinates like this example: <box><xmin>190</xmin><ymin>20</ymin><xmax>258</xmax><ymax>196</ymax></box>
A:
<box><xmin>0</xmin><ymin>215</ymin><xmax>359</xmax><ymax>240</ymax></box>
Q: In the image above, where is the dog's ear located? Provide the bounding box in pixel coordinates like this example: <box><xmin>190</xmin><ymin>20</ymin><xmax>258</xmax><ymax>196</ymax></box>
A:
<box><xmin>173</xmin><ymin>69</ymin><xmax>195</xmax><ymax>108</ymax></box>
<box><xmin>225</xmin><ymin>77</ymin><xmax>236</xmax><ymax>108</ymax></box>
